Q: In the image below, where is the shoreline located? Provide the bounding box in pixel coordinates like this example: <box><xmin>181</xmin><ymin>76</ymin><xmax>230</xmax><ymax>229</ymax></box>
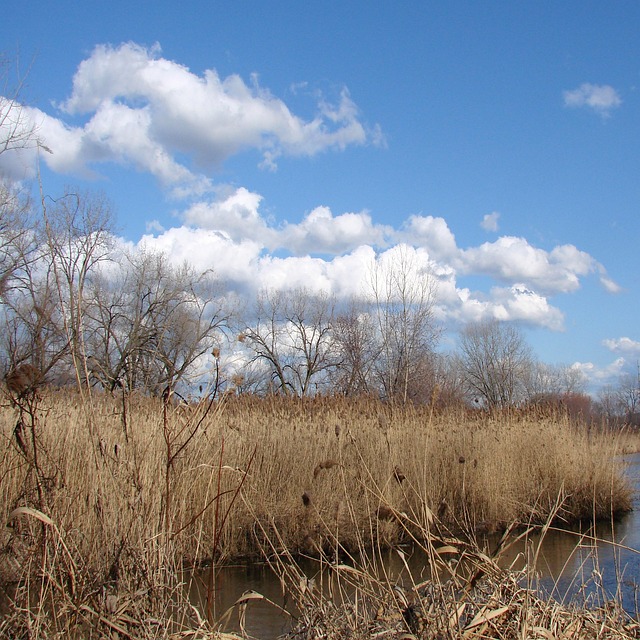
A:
<box><xmin>1</xmin><ymin>392</ymin><xmax>638</xmax><ymax>637</ymax></box>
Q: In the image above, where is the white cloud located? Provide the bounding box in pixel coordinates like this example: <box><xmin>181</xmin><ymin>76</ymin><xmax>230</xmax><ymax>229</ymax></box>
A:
<box><xmin>134</xmin><ymin>192</ymin><xmax>619</xmax><ymax>334</ymax></box>
<box><xmin>182</xmin><ymin>187</ymin><xmax>274</xmax><ymax>244</ymax></box>
<box><xmin>435</xmin><ymin>281</ymin><xmax>564</xmax><ymax>330</ymax></box>
<box><xmin>255</xmin><ymin>254</ymin><xmax>334</xmax><ymax>293</ymax></box>
<box><xmin>138</xmin><ymin>225</ymin><xmax>263</xmax><ymax>286</ymax></box>
<box><xmin>573</xmin><ymin>357</ymin><xmax>628</xmax><ymax>386</ymax></box>
<box><xmin>491</xmin><ymin>284</ymin><xmax>564</xmax><ymax>329</ymax></box>
<box><xmin>598</xmin><ymin>271</ymin><xmax>622</xmax><ymax>294</ymax></box>
<box><xmin>563</xmin><ymin>83</ymin><xmax>621</xmax><ymax>117</ymax></box>
<box><xmin>279</xmin><ymin>206</ymin><xmax>390</xmax><ymax>255</ymax></box>
<box><xmin>180</xmin><ymin>188</ymin><xmax>391</xmax><ymax>256</ymax></box>
<box><xmin>0</xmin><ymin>144</ymin><xmax>36</xmax><ymax>181</ymax></box>
<box><xmin>399</xmin><ymin>215</ymin><xmax>458</xmax><ymax>262</ymax></box>
<box><xmin>19</xmin><ymin>42</ymin><xmax>376</xmax><ymax>192</ymax></box>
<box><xmin>481</xmin><ymin>211</ymin><xmax>500</xmax><ymax>232</ymax></box>
<box><xmin>458</xmin><ymin>237</ymin><xmax>602</xmax><ymax>295</ymax></box>
<box><xmin>1</xmin><ymin>43</ymin><xmax>379</xmax><ymax>195</ymax></box>
<box><xmin>602</xmin><ymin>337</ymin><xmax>640</xmax><ymax>356</ymax></box>
<box><xmin>145</xmin><ymin>219</ymin><xmax>165</xmax><ymax>234</ymax></box>
<box><xmin>323</xmin><ymin>246</ymin><xmax>378</xmax><ymax>298</ymax></box>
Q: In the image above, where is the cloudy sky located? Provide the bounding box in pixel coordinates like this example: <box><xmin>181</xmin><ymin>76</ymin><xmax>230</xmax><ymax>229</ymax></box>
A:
<box><xmin>2</xmin><ymin>1</ymin><xmax>640</xmax><ymax>393</ymax></box>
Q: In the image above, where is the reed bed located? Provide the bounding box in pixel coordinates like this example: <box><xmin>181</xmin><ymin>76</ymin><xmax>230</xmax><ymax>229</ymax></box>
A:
<box><xmin>0</xmin><ymin>390</ymin><xmax>636</xmax><ymax>637</ymax></box>
<box><xmin>266</xmin><ymin>529</ymin><xmax>640</xmax><ymax>640</ymax></box>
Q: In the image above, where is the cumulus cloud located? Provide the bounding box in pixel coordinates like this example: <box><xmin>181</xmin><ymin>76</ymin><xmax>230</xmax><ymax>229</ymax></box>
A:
<box><xmin>9</xmin><ymin>42</ymin><xmax>376</xmax><ymax>193</ymax></box>
<box><xmin>131</xmin><ymin>190</ymin><xmax>620</xmax><ymax>333</ymax></box>
<box><xmin>180</xmin><ymin>187</ymin><xmax>391</xmax><ymax>255</ymax></box>
<box><xmin>573</xmin><ymin>357</ymin><xmax>628</xmax><ymax>387</ymax></box>
<box><xmin>138</xmin><ymin>225</ymin><xmax>263</xmax><ymax>287</ymax></box>
<box><xmin>182</xmin><ymin>187</ymin><xmax>275</xmax><ymax>244</ymax></box>
<box><xmin>563</xmin><ymin>83</ymin><xmax>621</xmax><ymax>117</ymax></box>
<box><xmin>458</xmin><ymin>236</ymin><xmax>604</xmax><ymax>295</ymax></box>
<box><xmin>436</xmin><ymin>281</ymin><xmax>564</xmax><ymax>330</ymax></box>
<box><xmin>481</xmin><ymin>211</ymin><xmax>500</xmax><ymax>232</ymax></box>
<box><xmin>491</xmin><ymin>284</ymin><xmax>564</xmax><ymax>329</ymax></box>
<box><xmin>398</xmin><ymin>215</ymin><xmax>458</xmax><ymax>262</ymax></box>
<box><xmin>278</xmin><ymin>206</ymin><xmax>391</xmax><ymax>255</ymax></box>
<box><xmin>25</xmin><ymin>102</ymin><xmax>209</xmax><ymax>194</ymax></box>
<box><xmin>602</xmin><ymin>337</ymin><xmax>640</xmax><ymax>356</ymax></box>
<box><xmin>139</xmin><ymin>195</ymin><xmax>622</xmax><ymax>332</ymax></box>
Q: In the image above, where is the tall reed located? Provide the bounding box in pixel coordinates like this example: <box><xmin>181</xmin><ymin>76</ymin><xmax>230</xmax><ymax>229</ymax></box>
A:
<box><xmin>0</xmin><ymin>390</ymin><xmax>635</xmax><ymax>637</ymax></box>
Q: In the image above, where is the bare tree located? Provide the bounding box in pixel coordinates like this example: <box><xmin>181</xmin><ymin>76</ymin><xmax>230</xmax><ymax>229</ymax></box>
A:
<box><xmin>525</xmin><ymin>361</ymin><xmax>586</xmax><ymax>401</ymax></box>
<box><xmin>283</xmin><ymin>288</ymin><xmax>340</xmax><ymax>395</ymax></box>
<box><xmin>0</xmin><ymin>186</ymin><xmax>33</xmax><ymax>296</ymax></box>
<box><xmin>238</xmin><ymin>288</ymin><xmax>290</xmax><ymax>395</ymax></box>
<box><xmin>0</xmin><ymin>193</ymin><xmax>73</xmax><ymax>383</ymax></box>
<box><xmin>430</xmin><ymin>352</ymin><xmax>467</xmax><ymax>409</ymax></box>
<box><xmin>596</xmin><ymin>384</ymin><xmax>625</xmax><ymax>426</ymax></box>
<box><xmin>457</xmin><ymin>318</ymin><xmax>533</xmax><ymax>409</ymax></box>
<box><xmin>84</xmin><ymin>249</ymin><xmax>231</xmax><ymax>396</ymax></box>
<box><xmin>368</xmin><ymin>246</ymin><xmax>439</xmax><ymax>403</ymax></box>
<box><xmin>41</xmin><ymin>189</ymin><xmax>115</xmax><ymax>388</ymax></box>
<box><xmin>0</xmin><ymin>54</ymin><xmax>39</xmax><ymax>158</ymax></box>
<box><xmin>613</xmin><ymin>372</ymin><xmax>640</xmax><ymax>426</ymax></box>
<box><xmin>0</xmin><ymin>249</ymin><xmax>69</xmax><ymax>380</ymax></box>
<box><xmin>240</xmin><ymin>287</ymin><xmax>340</xmax><ymax>396</ymax></box>
<box><xmin>331</xmin><ymin>297</ymin><xmax>378</xmax><ymax>396</ymax></box>
<box><xmin>0</xmin><ymin>53</ymin><xmax>41</xmax><ymax>322</ymax></box>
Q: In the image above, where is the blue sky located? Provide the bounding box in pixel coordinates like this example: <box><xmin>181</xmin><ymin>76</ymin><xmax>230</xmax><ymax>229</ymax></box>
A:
<box><xmin>2</xmin><ymin>1</ymin><xmax>640</xmax><ymax>393</ymax></box>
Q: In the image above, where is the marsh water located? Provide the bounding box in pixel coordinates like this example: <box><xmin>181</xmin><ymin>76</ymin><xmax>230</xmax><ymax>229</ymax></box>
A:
<box><xmin>192</xmin><ymin>453</ymin><xmax>640</xmax><ymax>639</ymax></box>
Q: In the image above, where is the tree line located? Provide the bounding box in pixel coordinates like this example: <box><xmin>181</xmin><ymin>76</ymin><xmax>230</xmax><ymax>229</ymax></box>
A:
<box><xmin>0</xmin><ymin>183</ymin><xmax>616</xmax><ymax>414</ymax></box>
<box><xmin>1</xmin><ymin>67</ymin><xmax>637</xmax><ymax>422</ymax></box>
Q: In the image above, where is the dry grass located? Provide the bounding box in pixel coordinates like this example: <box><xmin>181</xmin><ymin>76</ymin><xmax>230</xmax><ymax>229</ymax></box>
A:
<box><xmin>0</xmin><ymin>390</ymin><xmax>636</xmax><ymax>637</ymax></box>
<box><xmin>270</xmin><ymin>531</ymin><xmax>640</xmax><ymax>639</ymax></box>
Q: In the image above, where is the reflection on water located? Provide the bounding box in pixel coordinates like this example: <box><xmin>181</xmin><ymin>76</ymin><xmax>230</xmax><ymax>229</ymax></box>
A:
<box><xmin>191</xmin><ymin>454</ymin><xmax>640</xmax><ymax>638</ymax></box>
<box><xmin>531</xmin><ymin>453</ymin><xmax>640</xmax><ymax>611</ymax></box>
<box><xmin>187</xmin><ymin>563</ymin><xmax>296</xmax><ymax>639</ymax></box>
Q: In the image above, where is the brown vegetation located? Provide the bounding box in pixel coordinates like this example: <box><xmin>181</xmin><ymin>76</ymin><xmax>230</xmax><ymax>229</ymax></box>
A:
<box><xmin>0</xmin><ymin>392</ymin><xmax>633</xmax><ymax>566</ymax></box>
<box><xmin>0</xmin><ymin>390</ymin><xmax>636</xmax><ymax>637</ymax></box>
<box><xmin>273</xmin><ymin>532</ymin><xmax>640</xmax><ymax>639</ymax></box>
<box><xmin>4</xmin><ymin>364</ymin><xmax>42</xmax><ymax>399</ymax></box>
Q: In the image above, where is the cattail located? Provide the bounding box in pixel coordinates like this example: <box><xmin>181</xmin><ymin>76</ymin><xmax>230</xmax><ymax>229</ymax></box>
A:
<box><xmin>13</xmin><ymin>420</ymin><xmax>26</xmax><ymax>456</ymax></box>
<box><xmin>376</xmin><ymin>505</ymin><xmax>395</xmax><ymax>521</ymax></box>
<box><xmin>334</xmin><ymin>423</ymin><xmax>341</xmax><ymax>438</ymax></box>
<box><xmin>393</xmin><ymin>466</ymin><xmax>406</xmax><ymax>484</ymax></box>
<box><xmin>302</xmin><ymin>492</ymin><xmax>311</xmax><ymax>507</ymax></box>
<box><xmin>231</xmin><ymin>374</ymin><xmax>244</xmax><ymax>388</ymax></box>
<box><xmin>313</xmin><ymin>459</ymin><xmax>339</xmax><ymax>479</ymax></box>
<box><xmin>458</xmin><ymin>455</ymin><xmax>466</xmax><ymax>464</ymax></box>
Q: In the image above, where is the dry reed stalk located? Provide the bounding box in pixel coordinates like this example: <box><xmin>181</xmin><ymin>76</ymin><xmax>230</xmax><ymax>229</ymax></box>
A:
<box><xmin>0</xmin><ymin>390</ymin><xmax>637</xmax><ymax>637</ymax></box>
<box><xmin>0</xmin><ymin>392</ymin><xmax>634</xmax><ymax>574</ymax></box>
<box><xmin>254</xmin><ymin>499</ymin><xmax>640</xmax><ymax>640</ymax></box>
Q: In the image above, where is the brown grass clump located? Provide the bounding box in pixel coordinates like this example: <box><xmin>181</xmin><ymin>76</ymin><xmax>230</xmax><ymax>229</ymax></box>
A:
<box><xmin>4</xmin><ymin>364</ymin><xmax>42</xmax><ymax>399</ymax></box>
<box><xmin>0</xmin><ymin>393</ymin><xmax>633</xmax><ymax>567</ymax></box>
<box><xmin>275</xmin><ymin>534</ymin><xmax>640</xmax><ymax>639</ymax></box>
<box><xmin>0</xmin><ymin>391</ymin><xmax>635</xmax><ymax>637</ymax></box>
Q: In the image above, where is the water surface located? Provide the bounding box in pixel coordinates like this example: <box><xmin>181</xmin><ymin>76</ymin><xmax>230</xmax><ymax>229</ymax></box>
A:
<box><xmin>193</xmin><ymin>453</ymin><xmax>640</xmax><ymax>638</ymax></box>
